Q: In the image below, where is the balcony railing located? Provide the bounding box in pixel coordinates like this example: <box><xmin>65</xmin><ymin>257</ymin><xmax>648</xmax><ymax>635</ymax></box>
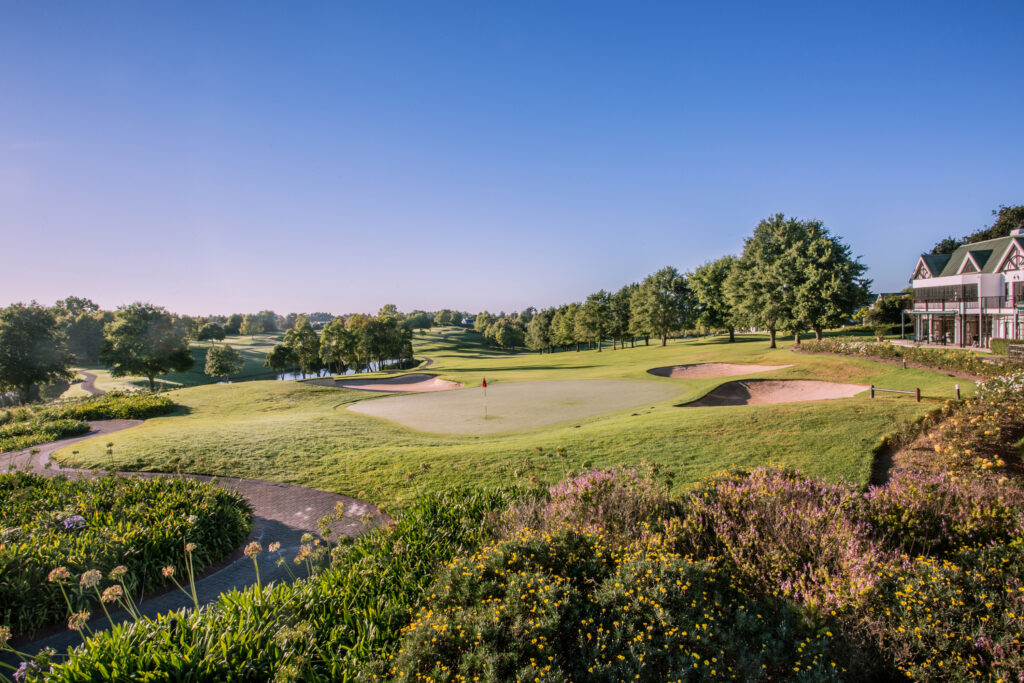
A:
<box><xmin>912</xmin><ymin>296</ymin><xmax>1020</xmax><ymax>312</ymax></box>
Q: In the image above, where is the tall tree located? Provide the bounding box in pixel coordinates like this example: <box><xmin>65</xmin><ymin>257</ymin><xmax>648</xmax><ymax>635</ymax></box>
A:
<box><xmin>553</xmin><ymin>303</ymin><xmax>582</xmax><ymax>351</ymax></box>
<box><xmin>53</xmin><ymin>297</ymin><xmax>112</xmax><ymax>363</ymax></box>
<box><xmin>0</xmin><ymin>302</ymin><xmax>74</xmax><ymax>404</ymax></box>
<box><xmin>725</xmin><ymin>215</ymin><xmax>805</xmax><ymax>349</ymax></box>
<box><xmin>282</xmin><ymin>315</ymin><xmax>321</xmax><ymax>377</ymax></box>
<box><xmin>99</xmin><ymin>303</ymin><xmax>194</xmax><ymax>390</ymax></box>
<box><xmin>239</xmin><ymin>315</ymin><xmax>263</xmax><ymax>338</ymax></box>
<box><xmin>577</xmin><ymin>291</ymin><xmax>611</xmax><ymax>351</ymax></box>
<box><xmin>204</xmin><ymin>344</ymin><xmax>244</xmax><ymax>382</ymax></box>
<box><xmin>525</xmin><ymin>308</ymin><xmax>555</xmax><ymax>353</ymax></box>
<box><xmin>609</xmin><ymin>285</ymin><xmax>635</xmax><ymax>349</ymax></box>
<box><xmin>690</xmin><ymin>256</ymin><xmax>739</xmax><ymax>342</ymax></box>
<box><xmin>196</xmin><ymin>322</ymin><xmax>226</xmax><ymax>342</ymax></box>
<box><xmin>264</xmin><ymin>344</ymin><xmax>296</xmax><ymax>373</ymax></box>
<box><xmin>792</xmin><ymin>224</ymin><xmax>872</xmax><ymax>341</ymax></box>
<box><xmin>319</xmin><ymin>318</ymin><xmax>356</xmax><ymax>373</ymax></box>
<box><xmin>224</xmin><ymin>314</ymin><xmax>244</xmax><ymax>335</ymax></box>
<box><xmin>631</xmin><ymin>267</ymin><xmax>691</xmax><ymax>346</ymax></box>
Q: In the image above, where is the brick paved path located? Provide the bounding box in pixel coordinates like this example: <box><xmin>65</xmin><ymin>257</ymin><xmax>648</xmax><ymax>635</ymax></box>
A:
<box><xmin>3</xmin><ymin>421</ymin><xmax>387</xmax><ymax>659</ymax></box>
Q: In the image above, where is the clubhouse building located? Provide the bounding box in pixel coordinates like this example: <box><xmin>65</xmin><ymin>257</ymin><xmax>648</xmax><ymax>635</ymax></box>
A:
<box><xmin>908</xmin><ymin>229</ymin><xmax>1024</xmax><ymax>348</ymax></box>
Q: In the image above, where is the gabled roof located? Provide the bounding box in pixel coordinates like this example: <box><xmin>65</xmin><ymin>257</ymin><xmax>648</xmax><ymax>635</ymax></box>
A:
<box><xmin>915</xmin><ymin>235</ymin><xmax>1024</xmax><ymax>279</ymax></box>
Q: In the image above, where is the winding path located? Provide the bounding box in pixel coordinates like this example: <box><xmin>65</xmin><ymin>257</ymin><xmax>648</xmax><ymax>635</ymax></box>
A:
<box><xmin>3</xmin><ymin>421</ymin><xmax>388</xmax><ymax>659</ymax></box>
<box><xmin>77</xmin><ymin>371</ymin><xmax>104</xmax><ymax>396</ymax></box>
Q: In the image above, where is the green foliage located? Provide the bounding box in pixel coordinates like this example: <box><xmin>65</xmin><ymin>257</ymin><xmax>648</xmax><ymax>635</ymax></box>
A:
<box><xmin>931</xmin><ymin>204</ymin><xmax>1024</xmax><ymax>254</ymax></box>
<box><xmin>318</xmin><ymin>318</ymin><xmax>356</xmax><ymax>373</ymax></box>
<box><xmin>801</xmin><ymin>337</ymin><xmax>1021</xmax><ymax>378</ymax></box>
<box><xmin>239</xmin><ymin>314</ymin><xmax>263</xmax><ymax>337</ymax></box>
<box><xmin>576</xmin><ymin>290</ymin><xmax>611</xmax><ymax>350</ymax></box>
<box><xmin>282</xmin><ymin>316</ymin><xmax>321</xmax><ymax>376</ymax></box>
<box><xmin>196</xmin><ymin>322</ymin><xmax>226</xmax><ymax>342</ymax></box>
<box><xmin>223</xmin><ymin>314</ymin><xmax>243</xmax><ymax>335</ymax></box>
<box><xmin>204</xmin><ymin>344</ymin><xmax>244</xmax><ymax>381</ymax></box>
<box><xmin>99</xmin><ymin>303</ymin><xmax>194</xmax><ymax>390</ymax></box>
<box><xmin>990</xmin><ymin>337</ymin><xmax>1024</xmax><ymax>356</ymax></box>
<box><xmin>0</xmin><ymin>418</ymin><xmax>89</xmax><ymax>452</ymax></box>
<box><xmin>630</xmin><ymin>266</ymin><xmax>691</xmax><ymax>346</ymax></box>
<box><xmin>0</xmin><ymin>302</ymin><xmax>75</xmax><ymax>404</ymax></box>
<box><xmin>525</xmin><ymin>308</ymin><xmax>555</xmax><ymax>352</ymax></box>
<box><xmin>689</xmin><ymin>255</ymin><xmax>738</xmax><ymax>340</ymax></box>
<box><xmin>52</xmin><ymin>297</ymin><xmax>111</xmax><ymax>364</ymax></box>
<box><xmin>0</xmin><ymin>472</ymin><xmax>251</xmax><ymax>638</ymax></box>
<box><xmin>38</xmin><ymin>488</ymin><xmax>514</xmax><ymax>681</ymax></box>
<box><xmin>264</xmin><ymin>343</ymin><xmax>297</xmax><ymax>373</ymax></box>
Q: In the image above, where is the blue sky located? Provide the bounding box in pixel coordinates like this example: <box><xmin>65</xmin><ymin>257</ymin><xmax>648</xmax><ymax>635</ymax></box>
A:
<box><xmin>2</xmin><ymin>1</ymin><xmax>1022</xmax><ymax>316</ymax></box>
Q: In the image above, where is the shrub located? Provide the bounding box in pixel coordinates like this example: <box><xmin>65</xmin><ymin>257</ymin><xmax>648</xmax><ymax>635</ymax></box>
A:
<box><xmin>990</xmin><ymin>337</ymin><xmax>1024</xmax><ymax>356</ymax></box>
<box><xmin>672</xmin><ymin>466</ymin><xmax>896</xmax><ymax>618</ymax></box>
<box><xmin>371</xmin><ymin>527</ymin><xmax>857</xmax><ymax>682</ymax></box>
<box><xmin>0</xmin><ymin>472</ymin><xmax>251</xmax><ymax>638</ymax></box>
<box><xmin>800</xmin><ymin>337</ymin><xmax>1022</xmax><ymax>378</ymax></box>
<box><xmin>0</xmin><ymin>419</ymin><xmax>90</xmax><ymax>453</ymax></box>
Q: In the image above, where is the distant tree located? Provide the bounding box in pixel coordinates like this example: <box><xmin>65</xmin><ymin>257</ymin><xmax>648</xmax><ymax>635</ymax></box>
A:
<box><xmin>474</xmin><ymin>312</ymin><xmax>495</xmax><ymax>337</ymax></box>
<box><xmin>487</xmin><ymin>318</ymin><xmax>526</xmax><ymax>348</ymax></box>
<box><xmin>690</xmin><ymin>256</ymin><xmax>738</xmax><ymax>342</ymax></box>
<box><xmin>433</xmin><ymin>309</ymin><xmax>456</xmax><ymax>326</ymax></box>
<box><xmin>403</xmin><ymin>311</ymin><xmax>433</xmax><ymax>332</ymax></box>
<box><xmin>196</xmin><ymin>322</ymin><xmax>226</xmax><ymax>342</ymax></box>
<box><xmin>577</xmin><ymin>291</ymin><xmax>611</xmax><ymax>351</ymax></box>
<box><xmin>608</xmin><ymin>285</ymin><xmax>635</xmax><ymax>349</ymax></box>
<box><xmin>239</xmin><ymin>315</ymin><xmax>263</xmax><ymax>338</ymax></box>
<box><xmin>378</xmin><ymin>304</ymin><xmax>399</xmax><ymax>318</ymax></box>
<box><xmin>518</xmin><ymin>307</ymin><xmax>536</xmax><ymax>325</ymax></box>
<box><xmin>526</xmin><ymin>308</ymin><xmax>555</xmax><ymax>353</ymax></box>
<box><xmin>256</xmin><ymin>310</ymin><xmax>279</xmax><ymax>332</ymax></box>
<box><xmin>553</xmin><ymin>303</ymin><xmax>582</xmax><ymax>351</ymax></box>
<box><xmin>631</xmin><ymin>267</ymin><xmax>691</xmax><ymax>346</ymax></box>
<box><xmin>930</xmin><ymin>204</ymin><xmax>1024</xmax><ymax>254</ymax></box>
<box><xmin>283</xmin><ymin>315</ymin><xmax>321</xmax><ymax>377</ymax></box>
<box><xmin>282</xmin><ymin>313</ymin><xmax>299</xmax><ymax>330</ymax></box>
<box><xmin>99</xmin><ymin>303</ymin><xmax>194</xmax><ymax>391</ymax></box>
<box><xmin>0</xmin><ymin>302</ymin><xmax>75</xmax><ymax>404</ymax></box>
<box><xmin>224</xmin><ymin>314</ymin><xmax>244</xmax><ymax>335</ymax></box>
<box><xmin>264</xmin><ymin>344</ymin><xmax>296</xmax><ymax>373</ymax></box>
<box><xmin>53</xmin><ymin>297</ymin><xmax>111</xmax><ymax>363</ymax></box>
<box><xmin>204</xmin><ymin>344</ymin><xmax>244</xmax><ymax>382</ymax></box>
<box><xmin>319</xmin><ymin>318</ymin><xmax>357</xmax><ymax>373</ymax></box>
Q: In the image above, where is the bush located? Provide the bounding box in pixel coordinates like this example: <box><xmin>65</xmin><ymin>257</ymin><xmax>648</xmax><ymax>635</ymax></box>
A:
<box><xmin>800</xmin><ymin>337</ymin><xmax>1022</xmax><ymax>378</ymax></box>
<box><xmin>0</xmin><ymin>472</ymin><xmax>251</xmax><ymax>638</ymax></box>
<box><xmin>990</xmin><ymin>337</ymin><xmax>1024</xmax><ymax>356</ymax></box>
<box><xmin>0</xmin><ymin>419</ymin><xmax>90</xmax><ymax>453</ymax></box>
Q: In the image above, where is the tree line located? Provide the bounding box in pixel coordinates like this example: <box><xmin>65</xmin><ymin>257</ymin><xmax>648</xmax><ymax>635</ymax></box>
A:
<box><xmin>474</xmin><ymin>214</ymin><xmax>871</xmax><ymax>352</ymax></box>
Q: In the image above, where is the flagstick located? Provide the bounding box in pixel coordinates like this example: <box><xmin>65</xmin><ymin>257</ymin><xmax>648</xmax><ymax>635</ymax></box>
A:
<box><xmin>483</xmin><ymin>383</ymin><xmax>488</xmax><ymax>418</ymax></box>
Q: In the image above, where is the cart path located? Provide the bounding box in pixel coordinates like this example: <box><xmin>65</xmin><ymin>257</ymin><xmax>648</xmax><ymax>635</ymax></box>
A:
<box><xmin>78</xmin><ymin>371</ymin><xmax>104</xmax><ymax>396</ymax></box>
<box><xmin>3</xmin><ymin>420</ymin><xmax>388</xmax><ymax>659</ymax></box>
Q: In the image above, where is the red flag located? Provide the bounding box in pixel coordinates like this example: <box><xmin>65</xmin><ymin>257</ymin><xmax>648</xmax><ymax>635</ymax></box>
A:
<box><xmin>482</xmin><ymin>377</ymin><xmax>487</xmax><ymax>388</ymax></box>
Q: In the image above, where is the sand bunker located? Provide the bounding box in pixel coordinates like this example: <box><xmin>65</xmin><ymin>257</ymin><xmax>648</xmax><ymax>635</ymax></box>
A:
<box><xmin>683</xmin><ymin>380</ymin><xmax>867</xmax><ymax>407</ymax></box>
<box><xmin>648</xmin><ymin>363</ymin><xmax>792</xmax><ymax>379</ymax></box>
<box><xmin>305</xmin><ymin>373</ymin><xmax>461</xmax><ymax>392</ymax></box>
<box><xmin>347</xmin><ymin>379</ymin><xmax>682</xmax><ymax>435</ymax></box>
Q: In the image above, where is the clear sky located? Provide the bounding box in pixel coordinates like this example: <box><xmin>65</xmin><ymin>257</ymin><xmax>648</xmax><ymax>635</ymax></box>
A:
<box><xmin>2</xmin><ymin>1</ymin><xmax>1022</xmax><ymax>316</ymax></box>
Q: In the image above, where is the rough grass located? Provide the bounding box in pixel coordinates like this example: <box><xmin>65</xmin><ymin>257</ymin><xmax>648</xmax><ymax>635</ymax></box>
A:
<box><xmin>54</xmin><ymin>331</ymin><xmax>970</xmax><ymax>510</ymax></box>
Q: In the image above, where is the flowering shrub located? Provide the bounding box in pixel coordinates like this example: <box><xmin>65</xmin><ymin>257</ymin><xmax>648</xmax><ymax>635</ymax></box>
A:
<box><xmin>863</xmin><ymin>470</ymin><xmax>1024</xmax><ymax>556</ymax></box>
<box><xmin>0</xmin><ymin>472</ymin><xmax>251</xmax><ymax>638</ymax></box>
<box><xmin>370</xmin><ymin>526</ymin><xmax>853</xmax><ymax>682</ymax></box>
<box><xmin>672</xmin><ymin>466</ymin><xmax>896</xmax><ymax>618</ymax></box>
<box><xmin>503</xmin><ymin>467</ymin><xmax>676</xmax><ymax>543</ymax></box>
<box><xmin>43</xmin><ymin>391</ymin><xmax>175</xmax><ymax>422</ymax></box>
<box><xmin>800</xmin><ymin>337</ymin><xmax>1021</xmax><ymax>378</ymax></box>
<box><xmin>0</xmin><ymin>419</ymin><xmax>90</xmax><ymax>453</ymax></box>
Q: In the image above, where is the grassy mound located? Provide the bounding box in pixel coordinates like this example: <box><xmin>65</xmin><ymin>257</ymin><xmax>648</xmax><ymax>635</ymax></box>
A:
<box><xmin>0</xmin><ymin>472</ymin><xmax>251</xmax><ymax>639</ymax></box>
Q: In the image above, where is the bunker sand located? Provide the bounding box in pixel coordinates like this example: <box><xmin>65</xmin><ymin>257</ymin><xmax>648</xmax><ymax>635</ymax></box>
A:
<box><xmin>346</xmin><ymin>379</ymin><xmax>683</xmax><ymax>434</ymax></box>
<box><xmin>648</xmin><ymin>363</ymin><xmax>792</xmax><ymax>379</ymax></box>
<box><xmin>305</xmin><ymin>373</ymin><xmax>461</xmax><ymax>392</ymax></box>
<box><xmin>683</xmin><ymin>380</ymin><xmax>868</xmax><ymax>407</ymax></box>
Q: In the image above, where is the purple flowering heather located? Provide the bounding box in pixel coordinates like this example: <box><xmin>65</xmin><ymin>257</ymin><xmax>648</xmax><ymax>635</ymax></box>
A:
<box><xmin>62</xmin><ymin>515</ymin><xmax>86</xmax><ymax>531</ymax></box>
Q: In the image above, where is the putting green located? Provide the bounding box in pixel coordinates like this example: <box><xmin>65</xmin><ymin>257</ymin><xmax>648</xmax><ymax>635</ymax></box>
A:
<box><xmin>345</xmin><ymin>379</ymin><xmax>684</xmax><ymax>435</ymax></box>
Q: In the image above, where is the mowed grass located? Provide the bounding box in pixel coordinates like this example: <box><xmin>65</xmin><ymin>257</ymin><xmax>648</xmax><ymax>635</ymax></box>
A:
<box><xmin>60</xmin><ymin>334</ymin><xmax>284</xmax><ymax>396</ymax></box>
<box><xmin>55</xmin><ymin>330</ymin><xmax>970</xmax><ymax>510</ymax></box>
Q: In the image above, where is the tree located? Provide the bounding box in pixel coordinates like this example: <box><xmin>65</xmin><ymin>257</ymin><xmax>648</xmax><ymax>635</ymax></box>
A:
<box><xmin>690</xmin><ymin>256</ymin><xmax>738</xmax><ymax>342</ymax></box>
<box><xmin>553</xmin><ymin>303</ymin><xmax>582</xmax><ymax>351</ymax></box>
<box><xmin>931</xmin><ymin>204</ymin><xmax>1024</xmax><ymax>254</ymax></box>
<box><xmin>255</xmin><ymin>310</ymin><xmax>279</xmax><ymax>332</ymax></box>
<box><xmin>282</xmin><ymin>315</ymin><xmax>321</xmax><ymax>377</ymax></box>
<box><xmin>434</xmin><ymin>309</ymin><xmax>456</xmax><ymax>326</ymax></box>
<box><xmin>791</xmin><ymin>224</ymin><xmax>872</xmax><ymax>341</ymax></box>
<box><xmin>224</xmin><ymin>314</ymin><xmax>244</xmax><ymax>335</ymax></box>
<box><xmin>631</xmin><ymin>267</ymin><xmax>691</xmax><ymax>346</ymax></box>
<box><xmin>403</xmin><ymin>311</ymin><xmax>433</xmax><ymax>332</ymax></box>
<box><xmin>487</xmin><ymin>318</ymin><xmax>526</xmax><ymax>348</ymax></box>
<box><xmin>204</xmin><ymin>344</ymin><xmax>244</xmax><ymax>382</ymax></box>
<box><xmin>577</xmin><ymin>291</ymin><xmax>611</xmax><ymax>351</ymax></box>
<box><xmin>319</xmin><ymin>318</ymin><xmax>357</xmax><ymax>373</ymax></box>
<box><xmin>264</xmin><ymin>344</ymin><xmax>296</xmax><ymax>373</ymax></box>
<box><xmin>0</xmin><ymin>302</ymin><xmax>74</xmax><ymax>404</ymax></box>
<box><xmin>196</xmin><ymin>322</ymin><xmax>226</xmax><ymax>342</ymax></box>
<box><xmin>53</xmin><ymin>297</ymin><xmax>111</xmax><ymax>363</ymax></box>
<box><xmin>608</xmin><ymin>285</ymin><xmax>635</xmax><ymax>349</ymax></box>
<box><xmin>239</xmin><ymin>315</ymin><xmax>263</xmax><ymax>338</ymax></box>
<box><xmin>281</xmin><ymin>313</ymin><xmax>299</xmax><ymax>330</ymax></box>
<box><xmin>525</xmin><ymin>308</ymin><xmax>555</xmax><ymax>353</ymax></box>
<box><xmin>474</xmin><ymin>312</ymin><xmax>495</xmax><ymax>336</ymax></box>
<box><xmin>99</xmin><ymin>303</ymin><xmax>194</xmax><ymax>391</ymax></box>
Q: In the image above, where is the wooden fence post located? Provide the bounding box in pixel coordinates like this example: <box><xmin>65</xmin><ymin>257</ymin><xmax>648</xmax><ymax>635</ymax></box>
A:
<box><xmin>870</xmin><ymin>384</ymin><xmax>875</xmax><ymax>399</ymax></box>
